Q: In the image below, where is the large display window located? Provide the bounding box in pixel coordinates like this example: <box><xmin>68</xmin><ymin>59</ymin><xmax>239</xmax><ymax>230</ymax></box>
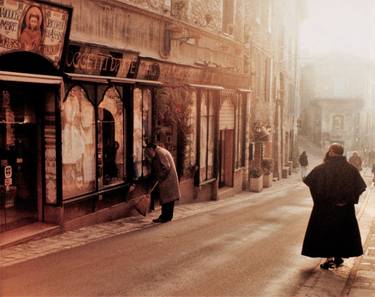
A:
<box><xmin>199</xmin><ymin>91</ymin><xmax>216</xmax><ymax>182</ymax></box>
<box><xmin>98</xmin><ymin>87</ymin><xmax>125</xmax><ymax>186</ymax></box>
<box><xmin>62</xmin><ymin>86</ymin><xmax>96</xmax><ymax>198</ymax></box>
<box><xmin>133</xmin><ymin>88</ymin><xmax>152</xmax><ymax>178</ymax></box>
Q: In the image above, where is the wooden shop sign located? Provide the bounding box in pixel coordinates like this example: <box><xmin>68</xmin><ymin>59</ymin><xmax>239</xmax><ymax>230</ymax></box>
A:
<box><xmin>65</xmin><ymin>43</ymin><xmax>139</xmax><ymax>78</ymax></box>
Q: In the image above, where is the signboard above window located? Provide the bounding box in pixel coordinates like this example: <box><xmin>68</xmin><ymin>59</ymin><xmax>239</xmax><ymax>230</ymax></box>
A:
<box><xmin>0</xmin><ymin>0</ymin><xmax>72</xmax><ymax>69</ymax></box>
<box><xmin>64</xmin><ymin>42</ymin><xmax>139</xmax><ymax>78</ymax></box>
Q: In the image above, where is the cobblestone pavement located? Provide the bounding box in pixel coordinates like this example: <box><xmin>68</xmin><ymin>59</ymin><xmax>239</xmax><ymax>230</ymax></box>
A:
<box><xmin>0</xmin><ymin>177</ymin><xmax>301</xmax><ymax>268</ymax></box>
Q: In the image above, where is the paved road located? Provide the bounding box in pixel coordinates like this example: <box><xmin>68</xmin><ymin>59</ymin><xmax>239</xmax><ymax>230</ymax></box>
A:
<box><xmin>1</xmin><ymin>178</ymin><xmax>326</xmax><ymax>297</ymax></box>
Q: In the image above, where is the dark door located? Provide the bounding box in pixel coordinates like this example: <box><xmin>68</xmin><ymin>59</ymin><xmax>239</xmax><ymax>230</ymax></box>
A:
<box><xmin>0</xmin><ymin>87</ymin><xmax>41</xmax><ymax>231</ymax></box>
<box><xmin>219</xmin><ymin>129</ymin><xmax>234</xmax><ymax>188</ymax></box>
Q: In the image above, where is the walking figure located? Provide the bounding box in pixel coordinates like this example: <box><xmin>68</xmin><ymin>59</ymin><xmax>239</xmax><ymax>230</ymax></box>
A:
<box><xmin>298</xmin><ymin>151</ymin><xmax>309</xmax><ymax>179</ymax></box>
<box><xmin>349</xmin><ymin>152</ymin><xmax>362</xmax><ymax>171</ymax></box>
<box><xmin>302</xmin><ymin>143</ymin><xmax>366</xmax><ymax>269</ymax></box>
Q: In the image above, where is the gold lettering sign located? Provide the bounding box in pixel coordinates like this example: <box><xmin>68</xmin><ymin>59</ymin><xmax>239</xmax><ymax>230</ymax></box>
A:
<box><xmin>0</xmin><ymin>0</ymin><xmax>70</xmax><ymax>67</ymax></box>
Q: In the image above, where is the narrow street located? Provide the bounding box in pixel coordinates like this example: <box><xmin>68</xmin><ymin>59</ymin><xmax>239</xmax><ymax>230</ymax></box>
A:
<box><xmin>2</xmin><ymin>179</ymin><xmax>323</xmax><ymax>297</ymax></box>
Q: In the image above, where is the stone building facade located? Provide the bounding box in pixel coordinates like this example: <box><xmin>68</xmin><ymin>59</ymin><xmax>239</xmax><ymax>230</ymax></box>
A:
<box><xmin>244</xmin><ymin>0</ymin><xmax>302</xmax><ymax>180</ymax></box>
<box><xmin>300</xmin><ymin>55</ymin><xmax>369</xmax><ymax>152</ymax></box>
<box><xmin>0</xmin><ymin>0</ymin><xmax>302</xmax><ymax>233</ymax></box>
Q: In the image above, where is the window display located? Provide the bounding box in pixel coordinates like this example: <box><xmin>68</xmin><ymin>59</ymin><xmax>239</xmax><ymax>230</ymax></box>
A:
<box><xmin>199</xmin><ymin>91</ymin><xmax>216</xmax><ymax>182</ymax></box>
<box><xmin>98</xmin><ymin>87</ymin><xmax>125</xmax><ymax>186</ymax></box>
<box><xmin>133</xmin><ymin>88</ymin><xmax>153</xmax><ymax>177</ymax></box>
<box><xmin>62</xmin><ymin>86</ymin><xmax>95</xmax><ymax>198</ymax></box>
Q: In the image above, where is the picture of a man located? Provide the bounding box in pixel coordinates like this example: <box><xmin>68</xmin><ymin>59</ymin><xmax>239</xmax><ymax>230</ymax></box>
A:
<box><xmin>20</xmin><ymin>6</ymin><xmax>43</xmax><ymax>52</ymax></box>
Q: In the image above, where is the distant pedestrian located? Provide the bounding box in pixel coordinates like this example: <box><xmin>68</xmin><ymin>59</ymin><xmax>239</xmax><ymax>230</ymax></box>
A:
<box><xmin>349</xmin><ymin>152</ymin><xmax>362</xmax><ymax>171</ymax></box>
<box><xmin>145</xmin><ymin>143</ymin><xmax>181</xmax><ymax>223</ymax></box>
<box><xmin>298</xmin><ymin>151</ymin><xmax>309</xmax><ymax>179</ymax></box>
<box><xmin>302</xmin><ymin>143</ymin><xmax>366</xmax><ymax>269</ymax></box>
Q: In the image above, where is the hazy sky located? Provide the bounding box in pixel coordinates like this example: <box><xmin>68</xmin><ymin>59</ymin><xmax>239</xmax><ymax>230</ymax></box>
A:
<box><xmin>300</xmin><ymin>0</ymin><xmax>374</xmax><ymax>59</ymax></box>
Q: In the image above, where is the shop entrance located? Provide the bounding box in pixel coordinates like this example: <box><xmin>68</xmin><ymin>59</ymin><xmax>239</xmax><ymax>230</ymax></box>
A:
<box><xmin>219</xmin><ymin>129</ymin><xmax>234</xmax><ymax>188</ymax></box>
<box><xmin>0</xmin><ymin>86</ymin><xmax>42</xmax><ymax>231</ymax></box>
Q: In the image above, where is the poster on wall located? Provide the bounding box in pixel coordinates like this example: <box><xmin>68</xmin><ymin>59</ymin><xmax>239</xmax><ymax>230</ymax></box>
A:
<box><xmin>0</xmin><ymin>0</ymin><xmax>71</xmax><ymax>68</ymax></box>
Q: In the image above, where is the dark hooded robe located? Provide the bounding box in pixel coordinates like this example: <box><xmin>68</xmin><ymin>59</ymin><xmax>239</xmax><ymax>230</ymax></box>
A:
<box><xmin>302</xmin><ymin>156</ymin><xmax>367</xmax><ymax>258</ymax></box>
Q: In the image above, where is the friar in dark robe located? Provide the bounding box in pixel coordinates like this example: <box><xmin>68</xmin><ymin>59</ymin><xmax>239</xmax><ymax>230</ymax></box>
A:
<box><xmin>302</xmin><ymin>143</ymin><xmax>367</xmax><ymax>269</ymax></box>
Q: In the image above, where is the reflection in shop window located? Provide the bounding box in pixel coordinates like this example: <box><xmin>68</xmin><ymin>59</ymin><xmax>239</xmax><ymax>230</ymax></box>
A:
<box><xmin>62</xmin><ymin>86</ymin><xmax>95</xmax><ymax>198</ymax></box>
<box><xmin>98</xmin><ymin>87</ymin><xmax>124</xmax><ymax>186</ymax></box>
<box><xmin>133</xmin><ymin>88</ymin><xmax>152</xmax><ymax>177</ymax></box>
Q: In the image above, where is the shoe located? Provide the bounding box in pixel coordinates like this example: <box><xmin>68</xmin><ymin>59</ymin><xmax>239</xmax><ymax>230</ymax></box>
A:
<box><xmin>334</xmin><ymin>257</ymin><xmax>344</xmax><ymax>267</ymax></box>
<box><xmin>320</xmin><ymin>259</ymin><xmax>335</xmax><ymax>270</ymax></box>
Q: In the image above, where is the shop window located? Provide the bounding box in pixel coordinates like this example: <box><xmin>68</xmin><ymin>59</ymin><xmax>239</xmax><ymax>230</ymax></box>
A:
<box><xmin>62</xmin><ymin>86</ymin><xmax>95</xmax><ymax>199</ymax></box>
<box><xmin>98</xmin><ymin>87</ymin><xmax>125</xmax><ymax>187</ymax></box>
<box><xmin>235</xmin><ymin>94</ymin><xmax>247</xmax><ymax>169</ymax></box>
<box><xmin>186</xmin><ymin>91</ymin><xmax>197</xmax><ymax>175</ymax></box>
<box><xmin>133</xmin><ymin>88</ymin><xmax>153</xmax><ymax>178</ymax></box>
<box><xmin>200</xmin><ymin>91</ymin><xmax>215</xmax><ymax>182</ymax></box>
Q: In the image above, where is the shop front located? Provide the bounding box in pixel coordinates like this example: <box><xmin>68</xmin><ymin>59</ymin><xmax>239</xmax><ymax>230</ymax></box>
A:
<box><xmin>136</xmin><ymin>58</ymin><xmax>250</xmax><ymax>202</ymax></box>
<box><xmin>0</xmin><ymin>0</ymin><xmax>72</xmax><ymax>231</ymax></box>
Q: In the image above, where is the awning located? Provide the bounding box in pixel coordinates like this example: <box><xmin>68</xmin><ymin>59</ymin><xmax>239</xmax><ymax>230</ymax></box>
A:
<box><xmin>65</xmin><ymin>73</ymin><xmax>163</xmax><ymax>86</ymax></box>
<box><xmin>188</xmin><ymin>83</ymin><xmax>224</xmax><ymax>90</ymax></box>
<box><xmin>0</xmin><ymin>71</ymin><xmax>63</xmax><ymax>85</ymax></box>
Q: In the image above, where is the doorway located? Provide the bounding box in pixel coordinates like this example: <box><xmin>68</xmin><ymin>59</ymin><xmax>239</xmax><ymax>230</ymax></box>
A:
<box><xmin>219</xmin><ymin>129</ymin><xmax>234</xmax><ymax>188</ymax></box>
<box><xmin>0</xmin><ymin>86</ymin><xmax>42</xmax><ymax>231</ymax></box>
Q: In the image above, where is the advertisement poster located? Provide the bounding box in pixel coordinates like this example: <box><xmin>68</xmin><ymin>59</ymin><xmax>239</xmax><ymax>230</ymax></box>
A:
<box><xmin>0</xmin><ymin>0</ymin><xmax>70</xmax><ymax>67</ymax></box>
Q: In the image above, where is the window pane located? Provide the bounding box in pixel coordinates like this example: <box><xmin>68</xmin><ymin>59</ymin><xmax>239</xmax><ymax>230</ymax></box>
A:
<box><xmin>98</xmin><ymin>87</ymin><xmax>124</xmax><ymax>187</ymax></box>
<box><xmin>62</xmin><ymin>86</ymin><xmax>95</xmax><ymax>198</ymax></box>
<box><xmin>186</xmin><ymin>91</ymin><xmax>197</xmax><ymax>176</ymax></box>
<box><xmin>142</xmin><ymin>89</ymin><xmax>152</xmax><ymax>176</ymax></box>
<box><xmin>133</xmin><ymin>88</ymin><xmax>143</xmax><ymax>177</ymax></box>
<box><xmin>207</xmin><ymin>95</ymin><xmax>215</xmax><ymax>179</ymax></box>
<box><xmin>200</xmin><ymin>93</ymin><xmax>208</xmax><ymax>181</ymax></box>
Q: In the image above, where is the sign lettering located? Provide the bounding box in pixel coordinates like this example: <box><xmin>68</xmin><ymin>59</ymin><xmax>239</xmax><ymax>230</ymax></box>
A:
<box><xmin>65</xmin><ymin>43</ymin><xmax>139</xmax><ymax>78</ymax></box>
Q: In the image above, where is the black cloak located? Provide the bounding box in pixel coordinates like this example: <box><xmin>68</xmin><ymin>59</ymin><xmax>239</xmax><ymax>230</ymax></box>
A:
<box><xmin>302</xmin><ymin>156</ymin><xmax>367</xmax><ymax>258</ymax></box>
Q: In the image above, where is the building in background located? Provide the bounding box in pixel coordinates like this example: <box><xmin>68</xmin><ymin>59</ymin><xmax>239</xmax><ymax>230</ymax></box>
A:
<box><xmin>299</xmin><ymin>54</ymin><xmax>373</xmax><ymax>155</ymax></box>
<box><xmin>244</xmin><ymin>0</ymin><xmax>303</xmax><ymax>181</ymax></box>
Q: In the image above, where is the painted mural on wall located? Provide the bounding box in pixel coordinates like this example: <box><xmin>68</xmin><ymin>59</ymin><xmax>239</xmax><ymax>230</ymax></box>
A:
<box><xmin>0</xmin><ymin>0</ymin><xmax>70</xmax><ymax>67</ymax></box>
